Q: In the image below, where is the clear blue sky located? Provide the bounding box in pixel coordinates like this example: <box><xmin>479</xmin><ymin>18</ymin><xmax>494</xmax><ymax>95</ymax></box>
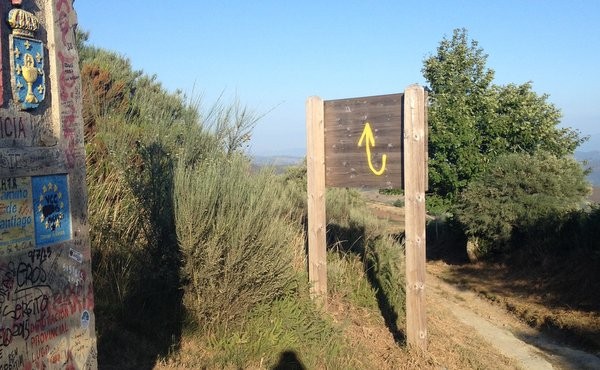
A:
<box><xmin>74</xmin><ymin>1</ymin><xmax>599</xmax><ymax>155</ymax></box>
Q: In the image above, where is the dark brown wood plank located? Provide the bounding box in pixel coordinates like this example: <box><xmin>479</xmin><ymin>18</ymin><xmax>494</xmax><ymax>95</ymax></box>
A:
<box><xmin>324</xmin><ymin>93</ymin><xmax>403</xmax><ymax>189</ymax></box>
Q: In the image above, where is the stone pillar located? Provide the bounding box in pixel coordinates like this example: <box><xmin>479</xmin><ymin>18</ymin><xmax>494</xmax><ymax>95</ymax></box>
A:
<box><xmin>0</xmin><ymin>1</ymin><xmax>97</xmax><ymax>368</ymax></box>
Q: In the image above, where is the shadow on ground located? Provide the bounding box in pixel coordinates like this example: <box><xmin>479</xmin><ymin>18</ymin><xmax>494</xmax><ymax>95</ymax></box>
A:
<box><xmin>425</xmin><ymin>215</ymin><xmax>600</xmax><ymax>354</ymax></box>
<box><xmin>327</xmin><ymin>224</ymin><xmax>406</xmax><ymax>344</ymax></box>
<box><xmin>94</xmin><ymin>142</ymin><xmax>184</xmax><ymax>370</ymax></box>
<box><xmin>271</xmin><ymin>350</ymin><xmax>306</xmax><ymax>370</ymax></box>
<box><xmin>425</xmin><ymin>217</ymin><xmax>469</xmax><ymax>265</ymax></box>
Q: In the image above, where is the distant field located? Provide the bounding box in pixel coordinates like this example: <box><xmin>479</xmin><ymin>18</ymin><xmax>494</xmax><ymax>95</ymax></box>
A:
<box><xmin>591</xmin><ymin>187</ymin><xmax>600</xmax><ymax>203</ymax></box>
<box><xmin>251</xmin><ymin>155</ymin><xmax>303</xmax><ymax>174</ymax></box>
<box><xmin>575</xmin><ymin>151</ymin><xmax>600</xmax><ymax>187</ymax></box>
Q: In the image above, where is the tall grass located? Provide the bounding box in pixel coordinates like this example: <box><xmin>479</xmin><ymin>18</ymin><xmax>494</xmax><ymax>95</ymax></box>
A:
<box><xmin>192</xmin><ymin>296</ymin><xmax>351</xmax><ymax>369</ymax></box>
<box><xmin>326</xmin><ymin>188</ymin><xmax>406</xmax><ymax>340</ymax></box>
<box><xmin>174</xmin><ymin>156</ymin><xmax>303</xmax><ymax>330</ymax></box>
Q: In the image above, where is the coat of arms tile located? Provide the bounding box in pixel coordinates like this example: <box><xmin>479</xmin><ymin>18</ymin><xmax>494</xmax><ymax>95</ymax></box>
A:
<box><xmin>7</xmin><ymin>7</ymin><xmax>45</xmax><ymax>110</ymax></box>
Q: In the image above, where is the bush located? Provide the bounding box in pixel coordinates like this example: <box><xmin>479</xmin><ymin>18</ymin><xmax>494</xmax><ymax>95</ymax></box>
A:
<box><xmin>379</xmin><ymin>188</ymin><xmax>403</xmax><ymax>196</ymax></box>
<box><xmin>81</xmin><ymin>39</ymin><xmax>268</xmax><ymax>364</ymax></box>
<box><xmin>455</xmin><ymin>151</ymin><xmax>591</xmax><ymax>258</ymax></box>
<box><xmin>326</xmin><ymin>188</ymin><xmax>385</xmax><ymax>246</ymax></box>
<box><xmin>203</xmin><ymin>296</ymin><xmax>348</xmax><ymax>369</ymax></box>
<box><xmin>516</xmin><ymin>205</ymin><xmax>600</xmax><ymax>260</ymax></box>
<box><xmin>174</xmin><ymin>155</ymin><xmax>303</xmax><ymax>330</ymax></box>
<box><xmin>426</xmin><ymin>194</ymin><xmax>453</xmax><ymax>216</ymax></box>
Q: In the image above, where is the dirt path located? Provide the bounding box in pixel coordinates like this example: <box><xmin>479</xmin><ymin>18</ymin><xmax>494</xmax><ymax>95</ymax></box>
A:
<box><xmin>428</xmin><ymin>263</ymin><xmax>600</xmax><ymax>369</ymax></box>
<box><xmin>361</xmin><ymin>195</ymin><xmax>600</xmax><ymax>369</ymax></box>
<box><xmin>328</xmin><ymin>291</ymin><xmax>519</xmax><ymax>369</ymax></box>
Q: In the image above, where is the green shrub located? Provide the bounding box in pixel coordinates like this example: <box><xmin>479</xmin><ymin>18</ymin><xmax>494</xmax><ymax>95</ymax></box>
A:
<box><xmin>455</xmin><ymin>151</ymin><xmax>591</xmax><ymax>258</ymax></box>
<box><xmin>393</xmin><ymin>198</ymin><xmax>405</xmax><ymax>208</ymax></box>
<box><xmin>326</xmin><ymin>188</ymin><xmax>385</xmax><ymax>247</ymax></box>
<box><xmin>279</xmin><ymin>160</ymin><xmax>308</xmax><ymax>222</ymax></box>
<box><xmin>517</xmin><ymin>204</ymin><xmax>600</xmax><ymax>258</ymax></box>
<box><xmin>426</xmin><ymin>194</ymin><xmax>452</xmax><ymax>216</ymax></box>
<box><xmin>88</xmin><ymin>135</ymin><xmax>146</xmax><ymax>321</ymax></box>
<box><xmin>327</xmin><ymin>249</ymin><xmax>379</xmax><ymax>310</ymax></box>
<box><xmin>174</xmin><ymin>155</ymin><xmax>302</xmax><ymax>330</ymax></box>
<box><xmin>81</xmin><ymin>40</ymin><xmax>266</xmax><ymax>363</ymax></box>
<box><xmin>379</xmin><ymin>188</ymin><xmax>403</xmax><ymax>196</ymax></box>
<box><xmin>365</xmin><ymin>236</ymin><xmax>406</xmax><ymax>337</ymax></box>
<box><xmin>203</xmin><ymin>296</ymin><xmax>349</xmax><ymax>369</ymax></box>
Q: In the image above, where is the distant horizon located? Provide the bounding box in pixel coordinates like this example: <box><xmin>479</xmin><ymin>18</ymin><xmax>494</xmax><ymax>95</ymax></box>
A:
<box><xmin>75</xmin><ymin>1</ymin><xmax>599</xmax><ymax>156</ymax></box>
<box><xmin>249</xmin><ymin>148</ymin><xmax>600</xmax><ymax>189</ymax></box>
<box><xmin>248</xmin><ymin>133</ymin><xmax>600</xmax><ymax>158</ymax></box>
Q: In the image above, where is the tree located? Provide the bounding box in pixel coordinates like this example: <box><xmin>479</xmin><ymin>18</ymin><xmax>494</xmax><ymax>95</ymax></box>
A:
<box><xmin>487</xmin><ymin>82</ymin><xmax>583</xmax><ymax>156</ymax></box>
<box><xmin>423</xmin><ymin>29</ymin><xmax>585</xmax><ymax>201</ymax></box>
<box><xmin>423</xmin><ymin>28</ymin><xmax>495</xmax><ymax>198</ymax></box>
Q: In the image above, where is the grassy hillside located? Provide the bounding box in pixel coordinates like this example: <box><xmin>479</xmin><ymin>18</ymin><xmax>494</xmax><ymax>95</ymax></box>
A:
<box><xmin>79</xmin><ymin>34</ymin><xmax>408</xmax><ymax>369</ymax></box>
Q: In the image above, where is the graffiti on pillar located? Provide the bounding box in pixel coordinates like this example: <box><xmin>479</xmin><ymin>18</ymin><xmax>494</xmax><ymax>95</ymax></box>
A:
<box><xmin>0</xmin><ymin>0</ymin><xmax>97</xmax><ymax>368</ymax></box>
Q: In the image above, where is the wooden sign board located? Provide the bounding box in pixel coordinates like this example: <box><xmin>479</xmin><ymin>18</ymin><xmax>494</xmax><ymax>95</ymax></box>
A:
<box><xmin>307</xmin><ymin>85</ymin><xmax>428</xmax><ymax>350</ymax></box>
<box><xmin>0</xmin><ymin>1</ymin><xmax>97</xmax><ymax>368</ymax></box>
<box><xmin>324</xmin><ymin>93</ymin><xmax>403</xmax><ymax>189</ymax></box>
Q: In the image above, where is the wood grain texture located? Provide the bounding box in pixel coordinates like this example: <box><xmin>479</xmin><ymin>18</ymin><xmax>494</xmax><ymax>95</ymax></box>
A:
<box><xmin>306</xmin><ymin>96</ymin><xmax>327</xmax><ymax>304</ymax></box>
<box><xmin>324</xmin><ymin>93</ymin><xmax>403</xmax><ymax>189</ymax></box>
<box><xmin>403</xmin><ymin>85</ymin><xmax>428</xmax><ymax>350</ymax></box>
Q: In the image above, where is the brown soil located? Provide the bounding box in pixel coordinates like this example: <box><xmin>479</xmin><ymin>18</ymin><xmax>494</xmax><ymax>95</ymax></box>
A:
<box><xmin>361</xmin><ymin>199</ymin><xmax>600</xmax><ymax>369</ymax></box>
<box><xmin>326</xmin><ymin>261</ymin><xmax>600</xmax><ymax>369</ymax></box>
<box><xmin>431</xmin><ymin>261</ymin><xmax>600</xmax><ymax>356</ymax></box>
<box><xmin>328</xmin><ymin>285</ymin><xmax>520</xmax><ymax>369</ymax></box>
<box><xmin>367</xmin><ymin>202</ymin><xmax>405</xmax><ymax>234</ymax></box>
<box><xmin>428</xmin><ymin>262</ymin><xmax>600</xmax><ymax>369</ymax></box>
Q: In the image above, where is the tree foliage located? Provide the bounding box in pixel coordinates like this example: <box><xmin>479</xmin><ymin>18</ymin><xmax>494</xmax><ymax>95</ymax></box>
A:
<box><xmin>423</xmin><ymin>28</ymin><xmax>586</xmax><ymax>200</ymax></box>
<box><xmin>455</xmin><ymin>151</ymin><xmax>591</xmax><ymax>257</ymax></box>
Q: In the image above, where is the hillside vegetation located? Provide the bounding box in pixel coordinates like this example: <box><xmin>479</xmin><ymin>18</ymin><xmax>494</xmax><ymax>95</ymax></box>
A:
<box><xmin>79</xmin><ymin>32</ymin><xmax>409</xmax><ymax>369</ymax></box>
<box><xmin>79</xmin><ymin>27</ymin><xmax>600</xmax><ymax>369</ymax></box>
<box><xmin>424</xmin><ymin>30</ymin><xmax>597</xmax><ymax>261</ymax></box>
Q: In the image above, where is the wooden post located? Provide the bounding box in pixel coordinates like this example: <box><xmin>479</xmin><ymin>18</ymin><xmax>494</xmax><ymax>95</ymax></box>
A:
<box><xmin>403</xmin><ymin>84</ymin><xmax>427</xmax><ymax>350</ymax></box>
<box><xmin>306</xmin><ymin>96</ymin><xmax>327</xmax><ymax>304</ymax></box>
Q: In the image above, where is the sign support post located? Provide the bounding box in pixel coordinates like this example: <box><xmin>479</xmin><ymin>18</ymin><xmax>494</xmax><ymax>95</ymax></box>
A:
<box><xmin>403</xmin><ymin>85</ymin><xmax>428</xmax><ymax>350</ymax></box>
<box><xmin>306</xmin><ymin>96</ymin><xmax>327</xmax><ymax>303</ymax></box>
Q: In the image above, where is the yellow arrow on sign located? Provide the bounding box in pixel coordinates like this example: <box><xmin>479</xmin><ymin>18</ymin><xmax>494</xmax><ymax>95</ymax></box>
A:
<box><xmin>357</xmin><ymin>122</ymin><xmax>387</xmax><ymax>176</ymax></box>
